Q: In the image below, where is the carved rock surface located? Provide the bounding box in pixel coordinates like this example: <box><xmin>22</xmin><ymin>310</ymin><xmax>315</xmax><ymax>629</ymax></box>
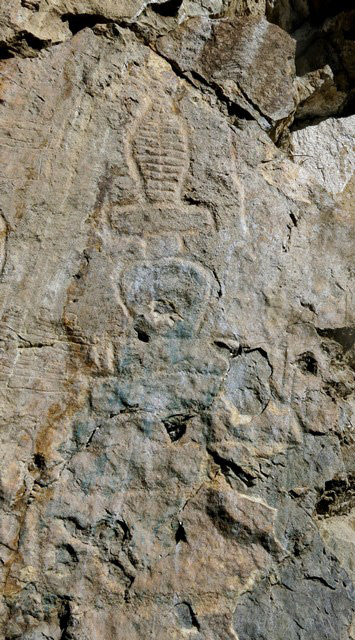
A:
<box><xmin>156</xmin><ymin>15</ymin><xmax>297</xmax><ymax>130</ymax></box>
<box><xmin>0</xmin><ymin>2</ymin><xmax>354</xmax><ymax>640</ymax></box>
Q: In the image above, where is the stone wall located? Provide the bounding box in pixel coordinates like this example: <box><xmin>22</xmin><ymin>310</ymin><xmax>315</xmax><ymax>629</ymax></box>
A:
<box><xmin>0</xmin><ymin>2</ymin><xmax>354</xmax><ymax>638</ymax></box>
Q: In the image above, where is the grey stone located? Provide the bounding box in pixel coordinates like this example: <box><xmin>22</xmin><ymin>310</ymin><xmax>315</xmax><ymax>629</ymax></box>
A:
<box><xmin>0</xmin><ymin>2</ymin><xmax>353</xmax><ymax>639</ymax></box>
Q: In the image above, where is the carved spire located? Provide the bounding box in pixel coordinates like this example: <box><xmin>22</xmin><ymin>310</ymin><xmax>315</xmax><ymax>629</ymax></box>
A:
<box><xmin>133</xmin><ymin>101</ymin><xmax>188</xmax><ymax>203</ymax></box>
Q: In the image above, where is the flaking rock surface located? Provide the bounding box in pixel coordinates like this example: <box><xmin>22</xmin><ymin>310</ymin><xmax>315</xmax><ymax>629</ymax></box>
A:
<box><xmin>0</xmin><ymin>1</ymin><xmax>354</xmax><ymax>639</ymax></box>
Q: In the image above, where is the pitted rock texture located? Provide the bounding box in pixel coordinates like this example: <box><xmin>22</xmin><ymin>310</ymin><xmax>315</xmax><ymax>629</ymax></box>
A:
<box><xmin>0</xmin><ymin>2</ymin><xmax>354</xmax><ymax>639</ymax></box>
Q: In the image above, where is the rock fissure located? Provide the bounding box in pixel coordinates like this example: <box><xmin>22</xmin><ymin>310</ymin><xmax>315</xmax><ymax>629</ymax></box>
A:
<box><xmin>207</xmin><ymin>448</ymin><xmax>257</xmax><ymax>487</ymax></box>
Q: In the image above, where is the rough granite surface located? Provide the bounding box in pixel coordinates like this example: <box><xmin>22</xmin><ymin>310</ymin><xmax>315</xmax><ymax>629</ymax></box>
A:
<box><xmin>0</xmin><ymin>1</ymin><xmax>354</xmax><ymax>639</ymax></box>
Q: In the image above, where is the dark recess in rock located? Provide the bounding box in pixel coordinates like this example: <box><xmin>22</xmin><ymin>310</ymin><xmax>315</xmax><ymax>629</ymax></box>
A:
<box><xmin>33</xmin><ymin>452</ymin><xmax>46</xmax><ymax>470</ymax></box>
<box><xmin>57</xmin><ymin>543</ymin><xmax>79</xmax><ymax>564</ymax></box>
<box><xmin>315</xmin><ymin>474</ymin><xmax>355</xmax><ymax>517</ymax></box>
<box><xmin>151</xmin><ymin>0</ymin><xmax>183</xmax><ymax>17</ymax></box>
<box><xmin>175</xmin><ymin>521</ymin><xmax>188</xmax><ymax>544</ymax></box>
<box><xmin>61</xmin><ymin>13</ymin><xmax>112</xmax><ymax>35</ymax></box>
<box><xmin>316</xmin><ymin>326</ymin><xmax>355</xmax><ymax>352</ymax></box>
<box><xmin>292</xmin><ymin>5</ymin><xmax>355</xmax><ymax>125</ymax></box>
<box><xmin>267</xmin><ymin>0</ymin><xmax>354</xmax><ymax>32</ymax></box>
<box><xmin>59</xmin><ymin>599</ymin><xmax>73</xmax><ymax>640</ymax></box>
<box><xmin>296</xmin><ymin>351</ymin><xmax>318</xmax><ymax>375</ymax></box>
<box><xmin>0</xmin><ymin>31</ymin><xmax>49</xmax><ymax>58</ymax></box>
<box><xmin>175</xmin><ymin>601</ymin><xmax>200</xmax><ymax>630</ymax></box>
<box><xmin>135</xmin><ymin>327</ymin><xmax>150</xmax><ymax>342</ymax></box>
<box><xmin>207</xmin><ymin>448</ymin><xmax>257</xmax><ymax>487</ymax></box>
<box><xmin>163</xmin><ymin>414</ymin><xmax>191</xmax><ymax>441</ymax></box>
<box><xmin>308</xmin><ymin>0</ymin><xmax>354</xmax><ymax>26</ymax></box>
<box><xmin>21</xmin><ymin>0</ymin><xmax>40</xmax><ymax>9</ymax></box>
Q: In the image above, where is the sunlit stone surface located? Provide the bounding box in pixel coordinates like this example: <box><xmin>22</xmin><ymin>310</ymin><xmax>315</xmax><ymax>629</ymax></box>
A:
<box><xmin>0</xmin><ymin>2</ymin><xmax>353</xmax><ymax>638</ymax></box>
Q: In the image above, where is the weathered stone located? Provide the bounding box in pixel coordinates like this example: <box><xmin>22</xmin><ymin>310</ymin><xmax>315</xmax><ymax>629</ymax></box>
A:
<box><xmin>156</xmin><ymin>15</ymin><xmax>297</xmax><ymax>130</ymax></box>
<box><xmin>233</xmin><ymin>543</ymin><xmax>353</xmax><ymax>640</ymax></box>
<box><xmin>318</xmin><ymin>513</ymin><xmax>355</xmax><ymax>578</ymax></box>
<box><xmin>291</xmin><ymin>116</ymin><xmax>355</xmax><ymax>194</ymax></box>
<box><xmin>0</xmin><ymin>2</ymin><xmax>353</xmax><ymax>639</ymax></box>
<box><xmin>0</xmin><ymin>1</ymin><xmax>149</xmax><ymax>53</ymax></box>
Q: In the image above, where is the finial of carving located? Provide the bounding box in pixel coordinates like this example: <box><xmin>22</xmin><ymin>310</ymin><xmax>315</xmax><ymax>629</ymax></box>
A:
<box><xmin>133</xmin><ymin>102</ymin><xmax>188</xmax><ymax>203</ymax></box>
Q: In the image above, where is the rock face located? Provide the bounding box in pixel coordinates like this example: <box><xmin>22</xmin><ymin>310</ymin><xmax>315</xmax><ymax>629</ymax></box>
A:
<box><xmin>156</xmin><ymin>15</ymin><xmax>297</xmax><ymax>131</ymax></box>
<box><xmin>0</xmin><ymin>2</ymin><xmax>354</xmax><ymax>639</ymax></box>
